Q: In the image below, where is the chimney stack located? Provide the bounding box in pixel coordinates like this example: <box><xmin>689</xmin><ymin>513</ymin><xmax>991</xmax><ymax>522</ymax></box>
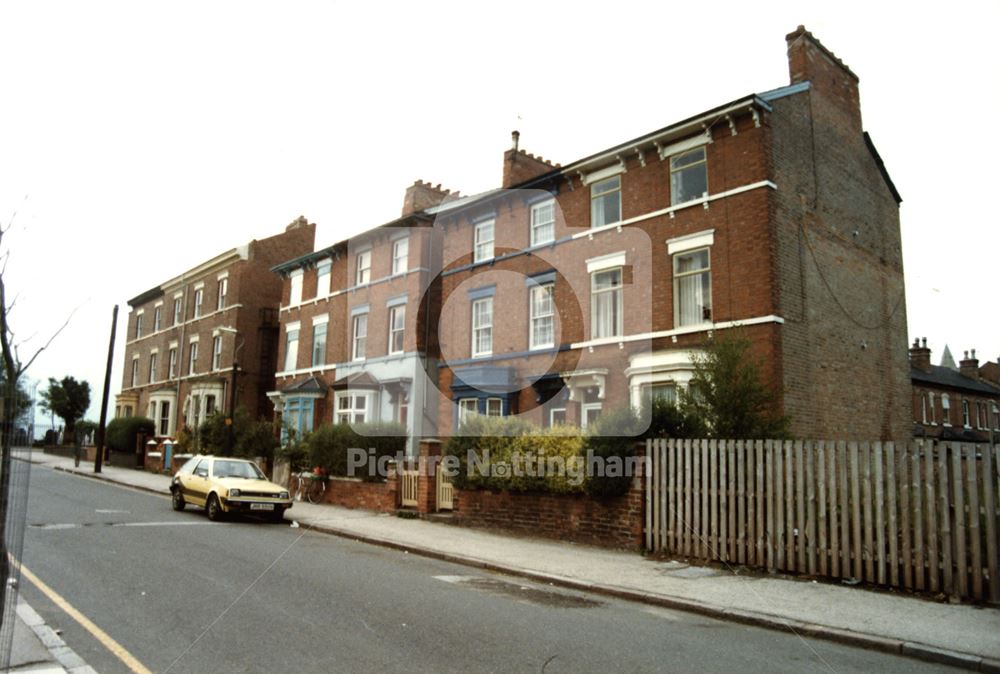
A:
<box><xmin>401</xmin><ymin>180</ymin><xmax>458</xmax><ymax>217</ymax></box>
<box><xmin>502</xmin><ymin>131</ymin><xmax>560</xmax><ymax>188</ymax></box>
<box><xmin>959</xmin><ymin>348</ymin><xmax>980</xmax><ymax>380</ymax></box>
<box><xmin>785</xmin><ymin>25</ymin><xmax>862</xmax><ymax>133</ymax></box>
<box><xmin>909</xmin><ymin>337</ymin><xmax>931</xmax><ymax>372</ymax></box>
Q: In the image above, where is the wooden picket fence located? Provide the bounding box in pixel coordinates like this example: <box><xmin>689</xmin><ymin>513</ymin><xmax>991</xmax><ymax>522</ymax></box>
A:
<box><xmin>644</xmin><ymin>438</ymin><xmax>1000</xmax><ymax>602</ymax></box>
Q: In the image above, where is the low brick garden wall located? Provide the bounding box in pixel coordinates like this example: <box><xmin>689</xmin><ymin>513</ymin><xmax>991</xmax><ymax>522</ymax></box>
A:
<box><xmin>451</xmin><ymin>480</ymin><xmax>644</xmax><ymax>549</ymax></box>
<box><xmin>321</xmin><ymin>477</ymin><xmax>396</xmax><ymax>513</ymax></box>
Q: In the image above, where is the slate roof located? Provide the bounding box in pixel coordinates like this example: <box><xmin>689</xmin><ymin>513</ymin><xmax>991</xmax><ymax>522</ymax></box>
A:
<box><xmin>280</xmin><ymin>376</ymin><xmax>326</xmax><ymax>394</ymax></box>
<box><xmin>911</xmin><ymin>365</ymin><xmax>1000</xmax><ymax>396</ymax></box>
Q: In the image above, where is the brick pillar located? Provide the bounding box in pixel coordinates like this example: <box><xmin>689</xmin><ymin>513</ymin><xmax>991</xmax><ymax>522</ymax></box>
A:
<box><xmin>386</xmin><ymin>460</ymin><xmax>399</xmax><ymax>509</ymax></box>
<box><xmin>416</xmin><ymin>439</ymin><xmax>442</xmax><ymax>514</ymax></box>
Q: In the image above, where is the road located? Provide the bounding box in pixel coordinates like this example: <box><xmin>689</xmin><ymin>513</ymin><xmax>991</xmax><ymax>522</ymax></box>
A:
<box><xmin>15</xmin><ymin>462</ymin><xmax>957</xmax><ymax>673</ymax></box>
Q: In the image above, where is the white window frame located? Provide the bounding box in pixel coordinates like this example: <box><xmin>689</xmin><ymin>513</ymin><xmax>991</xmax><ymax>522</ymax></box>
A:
<box><xmin>673</xmin><ymin>247</ymin><xmax>712</xmax><ymax>327</ymax></box>
<box><xmin>158</xmin><ymin>400</ymin><xmax>171</xmax><ymax>436</ymax></box>
<box><xmin>148</xmin><ymin>352</ymin><xmax>158</xmax><ymax>383</ymax></box>
<box><xmin>942</xmin><ymin>394</ymin><xmax>951</xmax><ymax>427</ymax></box>
<box><xmin>471</xmin><ymin>297</ymin><xmax>493</xmax><ymax>358</ymax></box>
<box><xmin>188</xmin><ymin>341</ymin><xmax>199</xmax><ymax>376</ymax></box>
<box><xmin>486</xmin><ymin>398</ymin><xmax>503</xmax><ymax>417</ymax></box>
<box><xmin>130</xmin><ymin>357</ymin><xmax>139</xmax><ymax>388</ymax></box>
<box><xmin>529</xmin><ymin>283</ymin><xmax>555</xmax><ymax>350</ymax></box>
<box><xmin>669</xmin><ymin>146</ymin><xmax>708</xmax><ymax>206</ymax></box>
<box><xmin>173</xmin><ymin>297</ymin><xmax>182</xmax><ymax>326</ymax></box>
<box><xmin>921</xmin><ymin>394</ymin><xmax>928</xmax><ymax>424</ymax></box>
<box><xmin>581</xmin><ymin>402</ymin><xmax>603</xmax><ymax>429</ymax></box>
<box><xmin>590</xmin><ymin>268</ymin><xmax>623</xmax><ymax>339</ymax></box>
<box><xmin>993</xmin><ymin>403</ymin><xmax>1000</xmax><ymax>431</ymax></box>
<box><xmin>217</xmin><ymin>277</ymin><xmax>228</xmax><ymax>311</ymax></box>
<box><xmin>311</xmin><ymin>321</ymin><xmax>327</xmax><ymax>367</ymax></box>
<box><xmin>590</xmin><ymin>175</ymin><xmax>621</xmax><ymax>228</ymax></box>
<box><xmin>135</xmin><ymin>311</ymin><xmax>144</xmax><ymax>339</ymax></box>
<box><xmin>284</xmin><ymin>325</ymin><xmax>300</xmax><ymax>372</ymax></box>
<box><xmin>928</xmin><ymin>392</ymin><xmax>936</xmax><ymax>425</ymax></box>
<box><xmin>392</xmin><ymin>237</ymin><xmax>409</xmax><ymax>275</ymax></box>
<box><xmin>458</xmin><ymin>398</ymin><xmax>479</xmax><ymax>426</ymax></box>
<box><xmin>388</xmin><ymin>305</ymin><xmax>405</xmax><ymax>355</ymax></box>
<box><xmin>530</xmin><ymin>199</ymin><xmax>555</xmax><ymax>246</ymax></box>
<box><xmin>193</xmin><ymin>287</ymin><xmax>204</xmax><ymax>318</ymax></box>
<box><xmin>352</xmin><ymin>313</ymin><xmax>368</xmax><ymax>361</ymax></box>
<box><xmin>549</xmin><ymin>407</ymin><xmax>567</xmax><ymax>426</ymax></box>
<box><xmin>962</xmin><ymin>399</ymin><xmax>971</xmax><ymax>428</ymax></box>
<box><xmin>168</xmin><ymin>347</ymin><xmax>178</xmax><ymax>379</ymax></box>
<box><xmin>153</xmin><ymin>305</ymin><xmax>162</xmax><ymax>332</ymax></box>
<box><xmin>212</xmin><ymin>335</ymin><xmax>223</xmax><ymax>371</ymax></box>
<box><xmin>316</xmin><ymin>261</ymin><xmax>331</xmax><ymax>297</ymax></box>
<box><xmin>356</xmin><ymin>250</ymin><xmax>371</xmax><ymax>286</ymax></box>
<box><xmin>336</xmin><ymin>392</ymin><xmax>370</xmax><ymax>425</ymax></box>
<box><xmin>474</xmin><ymin>220</ymin><xmax>494</xmax><ymax>263</ymax></box>
<box><xmin>289</xmin><ymin>270</ymin><xmax>304</xmax><ymax>306</ymax></box>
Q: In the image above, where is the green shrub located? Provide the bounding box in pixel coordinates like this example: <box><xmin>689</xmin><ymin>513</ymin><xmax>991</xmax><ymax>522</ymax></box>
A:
<box><xmin>197</xmin><ymin>409</ymin><xmax>278</xmax><ymax>460</ymax></box>
<box><xmin>444</xmin><ymin>416</ymin><xmax>533</xmax><ymax>490</ymax></box>
<box><xmin>105</xmin><ymin>417</ymin><xmax>155</xmax><ymax>453</ymax></box>
<box><xmin>584</xmin><ymin>405</ymin><xmax>643</xmax><ymax>498</ymax></box>
<box><xmin>301</xmin><ymin>422</ymin><xmax>406</xmax><ymax>481</ymax></box>
<box><xmin>641</xmin><ymin>396</ymin><xmax>707</xmax><ymax>440</ymax></box>
<box><xmin>445</xmin><ymin>417</ymin><xmax>587</xmax><ymax>494</ymax></box>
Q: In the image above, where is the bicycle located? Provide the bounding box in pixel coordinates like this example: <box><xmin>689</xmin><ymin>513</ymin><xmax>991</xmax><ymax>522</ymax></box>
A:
<box><xmin>293</xmin><ymin>467</ymin><xmax>327</xmax><ymax>504</ymax></box>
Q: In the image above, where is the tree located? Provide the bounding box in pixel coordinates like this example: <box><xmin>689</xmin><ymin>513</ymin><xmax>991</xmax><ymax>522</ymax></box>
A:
<box><xmin>679</xmin><ymin>331</ymin><xmax>790</xmax><ymax>439</ymax></box>
<box><xmin>38</xmin><ymin>377</ymin><xmax>91</xmax><ymax>445</ymax></box>
<box><xmin>0</xmin><ymin>207</ymin><xmax>73</xmax><ymax>632</ymax></box>
<box><xmin>198</xmin><ymin>408</ymin><xmax>279</xmax><ymax>461</ymax></box>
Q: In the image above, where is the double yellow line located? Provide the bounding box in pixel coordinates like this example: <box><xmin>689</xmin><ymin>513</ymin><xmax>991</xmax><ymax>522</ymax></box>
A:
<box><xmin>19</xmin><ymin>563</ymin><xmax>153</xmax><ymax>674</ymax></box>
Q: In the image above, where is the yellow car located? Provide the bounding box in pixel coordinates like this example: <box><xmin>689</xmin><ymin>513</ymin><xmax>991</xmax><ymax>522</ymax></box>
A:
<box><xmin>170</xmin><ymin>455</ymin><xmax>292</xmax><ymax>522</ymax></box>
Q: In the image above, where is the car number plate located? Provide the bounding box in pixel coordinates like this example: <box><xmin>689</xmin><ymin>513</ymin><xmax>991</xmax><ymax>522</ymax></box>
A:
<box><xmin>250</xmin><ymin>503</ymin><xmax>274</xmax><ymax>511</ymax></box>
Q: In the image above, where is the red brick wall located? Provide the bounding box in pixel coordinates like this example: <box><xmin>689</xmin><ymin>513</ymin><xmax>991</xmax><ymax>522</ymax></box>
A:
<box><xmin>435</xmin><ymin>431</ymin><xmax>646</xmax><ymax>548</ymax></box>
<box><xmin>451</xmin><ymin>480</ymin><xmax>644</xmax><ymax>549</ymax></box>
<box><xmin>320</xmin><ymin>477</ymin><xmax>396</xmax><ymax>512</ymax></box>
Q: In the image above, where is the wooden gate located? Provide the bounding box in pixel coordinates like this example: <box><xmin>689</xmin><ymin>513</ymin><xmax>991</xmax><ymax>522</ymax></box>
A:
<box><xmin>645</xmin><ymin>438</ymin><xmax>1000</xmax><ymax>602</ymax></box>
<box><xmin>436</xmin><ymin>466</ymin><xmax>454</xmax><ymax>511</ymax></box>
<box><xmin>400</xmin><ymin>465</ymin><xmax>419</xmax><ymax>508</ymax></box>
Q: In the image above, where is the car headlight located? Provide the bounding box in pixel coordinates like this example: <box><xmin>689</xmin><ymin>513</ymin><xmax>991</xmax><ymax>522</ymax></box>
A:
<box><xmin>229</xmin><ymin>489</ymin><xmax>241</xmax><ymax>498</ymax></box>
<box><xmin>279</xmin><ymin>491</ymin><xmax>289</xmax><ymax>500</ymax></box>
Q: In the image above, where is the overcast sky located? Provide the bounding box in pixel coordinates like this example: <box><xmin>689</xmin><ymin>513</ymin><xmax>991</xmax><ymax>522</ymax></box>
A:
<box><xmin>2</xmin><ymin>1</ymin><xmax>997</xmax><ymax>428</ymax></box>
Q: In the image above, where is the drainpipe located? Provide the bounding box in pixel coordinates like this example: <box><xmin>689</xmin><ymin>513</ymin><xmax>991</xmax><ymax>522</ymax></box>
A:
<box><xmin>174</xmin><ymin>274</ymin><xmax>188</xmax><ymax>438</ymax></box>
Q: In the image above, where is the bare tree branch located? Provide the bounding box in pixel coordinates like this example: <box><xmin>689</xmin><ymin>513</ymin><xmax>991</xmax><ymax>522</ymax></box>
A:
<box><xmin>16</xmin><ymin>306</ymin><xmax>77</xmax><ymax>377</ymax></box>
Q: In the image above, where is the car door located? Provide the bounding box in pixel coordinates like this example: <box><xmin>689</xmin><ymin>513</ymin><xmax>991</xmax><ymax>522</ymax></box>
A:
<box><xmin>183</xmin><ymin>458</ymin><xmax>211</xmax><ymax>506</ymax></box>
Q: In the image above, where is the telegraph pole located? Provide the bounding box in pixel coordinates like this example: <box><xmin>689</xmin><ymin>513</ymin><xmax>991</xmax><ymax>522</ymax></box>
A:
<box><xmin>94</xmin><ymin>305</ymin><xmax>118</xmax><ymax>473</ymax></box>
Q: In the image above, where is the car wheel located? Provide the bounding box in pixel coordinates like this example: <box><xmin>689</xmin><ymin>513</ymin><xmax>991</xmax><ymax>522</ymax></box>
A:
<box><xmin>172</xmin><ymin>490</ymin><xmax>185</xmax><ymax>511</ymax></box>
<box><xmin>206</xmin><ymin>494</ymin><xmax>223</xmax><ymax>521</ymax></box>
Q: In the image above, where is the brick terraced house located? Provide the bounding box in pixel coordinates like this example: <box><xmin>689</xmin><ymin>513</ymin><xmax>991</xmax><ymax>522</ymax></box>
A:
<box><xmin>269</xmin><ymin>26</ymin><xmax>911</xmax><ymax>446</ymax></box>
<box><xmin>909</xmin><ymin>339</ymin><xmax>1000</xmax><ymax>443</ymax></box>
<box><xmin>428</xmin><ymin>26</ymin><xmax>910</xmax><ymax>440</ymax></box>
<box><xmin>270</xmin><ymin>183</ymin><xmax>446</xmax><ymax>455</ymax></box>
<box><xmin>115</xmin><ymin>218</ymin><xmax>315</xmax><ymax>438</ymax></box>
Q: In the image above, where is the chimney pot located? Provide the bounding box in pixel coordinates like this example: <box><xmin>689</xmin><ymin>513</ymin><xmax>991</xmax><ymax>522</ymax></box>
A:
<box><xmin>511</xmin><ymin>130</ymin><xmax>520</xmax><ymax>151</ymax></box>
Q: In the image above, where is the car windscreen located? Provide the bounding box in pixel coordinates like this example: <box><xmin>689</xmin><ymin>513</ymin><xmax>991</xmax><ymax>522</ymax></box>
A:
<box><xmin>212</xmin><ymin>460</ymin><xmax>265</xmax><ymax>480</ymax></box>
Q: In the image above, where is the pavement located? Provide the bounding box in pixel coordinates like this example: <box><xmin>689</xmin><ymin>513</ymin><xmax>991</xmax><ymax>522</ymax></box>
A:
<box><xmin>8</xmin><ymin>596</ymin><xmax>95</xmax><ymax>673</ymax></box>
<box><xmin>19</xmin><ymin>449</ymin><xmax>1000</xmax><ymax>672</ymax></box>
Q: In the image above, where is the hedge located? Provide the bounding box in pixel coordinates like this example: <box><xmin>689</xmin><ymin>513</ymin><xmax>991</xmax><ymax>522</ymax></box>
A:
<box><xmin>105</xmin><ymin>416</ymin><xmax>155</xmax><ymax>453</ymax></box>
<box><xmin>301</xmin><ymin>422</ymin><xmax>406</xmax><ymax>481</ymax></box>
